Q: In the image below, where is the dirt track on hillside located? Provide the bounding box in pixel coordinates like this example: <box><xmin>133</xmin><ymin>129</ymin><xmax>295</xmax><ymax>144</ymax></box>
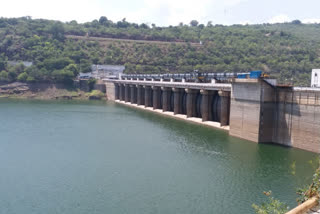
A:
<box><xmin>66</xmin><ymin>35</ymin><xmax>202</xmax><ymax>47</ymax></box>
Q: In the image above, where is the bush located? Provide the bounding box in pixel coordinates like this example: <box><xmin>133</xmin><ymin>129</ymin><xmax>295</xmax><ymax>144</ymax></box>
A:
<box><xmin>296</xmin><ymin>167</ymin><xmax>320</xmax><ymax>204</ymax></box>
<box><xmin>253</xmin><ymin>160</ymin><xmax>320</xmax><ymax>214</ymax></box>
<box><xmin>26</xmin><ymin>76</ymin><xmax>35</xmax><ymax>83</ymax></box>
<box><xmin>8</xmin><ymin>71</ymin><xmax>17</xmax><ymax>81</ymax></box>
<box><xmin>252</xmin><ymin>191</ymin><xmax>289</xmax><ymax>214</ymax></box>
<box><xmin>17</xmin><ymin>72</ymin><xmax>28</xmax><ymax>82</ymax></box>
<box><xmin>52</xmin><ymin>69</ymin><xmax>75</xmax><ymax>83</ymax></box>
<box><xmin>87</xmin><ymin>90</ymin><xmax>104</xmax><ymax>97</ymax></box>
<box><xmin>88</xmin><ymin>78</ymin><xmax>96</xmax><ymax>91</ymax></box>
<box><xmin>86</xmin><ymin>90</ymin><xmax>105</xmax><ymax>100</ymax></box>
<box><xmin>0</xmin><ymin>70</ymin><xmax>8</xmax><ymax>81</ymax></box>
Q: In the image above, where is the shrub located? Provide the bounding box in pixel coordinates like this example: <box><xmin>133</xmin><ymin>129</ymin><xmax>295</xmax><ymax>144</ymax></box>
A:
<box><xmin>86</xmin><ymin>90</ymin><xmax>105</xmax><ymax>100</ymax></box>
<box><xmin>252</xmin><ymin>191</ymin><xmax>289</xmax><ymax>214</ymax></box>
<box><xmin>0</xmin><ymin>70</ymin><xmax>9</xmax><ymax>81</ymax></box>
<box><xmin>296</xmin><ymin>167</ymin><xmax>320</xmax><ymax>204</ymax></box>
<box><xmin>17</xmin><ymin>72</ymin><xmax>28</xmax><ymax>82</ymax></box>
<box><xmin>88</xmin><ymin>78</ymin><xmax>96</xmax><ymax>91</ymax></box>
<box><xmin>26</xmin><ymin>76</ymin><xmax>35</xmax><ymax>83</ymax></box>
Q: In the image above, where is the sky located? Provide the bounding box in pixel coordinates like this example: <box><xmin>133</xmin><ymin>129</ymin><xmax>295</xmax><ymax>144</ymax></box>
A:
<box><xmin>1</xmin><ymin>0</ymin><xmax>320</xmax><ymax>26</ymax></box>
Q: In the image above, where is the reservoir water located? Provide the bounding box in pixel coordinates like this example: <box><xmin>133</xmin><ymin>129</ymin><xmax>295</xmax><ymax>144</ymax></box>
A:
<box><xmin>0</xmin><ymin>99</ymin><xmax>318</xmax><ymax>214</ymax></box>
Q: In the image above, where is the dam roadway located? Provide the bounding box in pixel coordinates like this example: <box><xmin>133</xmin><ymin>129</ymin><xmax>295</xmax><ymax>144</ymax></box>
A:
<box><xmin>104</xmin><ymin>77</ymin><xmax>320</xmax><ymax>153</ymax></box>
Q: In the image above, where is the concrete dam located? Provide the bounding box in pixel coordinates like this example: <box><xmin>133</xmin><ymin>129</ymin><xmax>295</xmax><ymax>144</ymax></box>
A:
<box><xmin>104</xmin><ymin>75</ymin><xmax>320</xmax><ymax>153</ymax></box>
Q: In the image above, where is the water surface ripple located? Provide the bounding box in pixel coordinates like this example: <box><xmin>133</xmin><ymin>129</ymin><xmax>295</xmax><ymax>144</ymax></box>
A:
<box><xmin>0</xmin><ymin>99</ymin><xmax>317</xmax><ymax>214</ymax></box>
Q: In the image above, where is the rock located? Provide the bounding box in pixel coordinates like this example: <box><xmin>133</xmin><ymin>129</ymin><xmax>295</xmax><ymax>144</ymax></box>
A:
<box><xmin>71</xmin><ymin>94</ymin><xmax>79</xmax><ymax>98</ymax></box>
<box><xmin>89</xmin><ymin>95</ymin><xmax>102</xmax><ymax>100</ymax></box>
<box><xmin>0</xmin><ymin>82</ymin><xmax>28</xmax><ymax>90</ymax></box>
<box><xmin>17</xmin><ymin>86</ymin><xmax>29</xmax><ymax>91</ymax></box>
<box><xmin>56</xmin><ymin>96</ymin><xmax>72</xmax><ymax>100</ymax></box>
<box><xmin>62</xmin><ymin>96</ymin><xmax>72</xmax><ymax>100</ymax></box>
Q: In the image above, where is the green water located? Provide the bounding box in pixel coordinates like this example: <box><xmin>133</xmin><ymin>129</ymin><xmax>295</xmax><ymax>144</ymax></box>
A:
<box><xmin>0</xmin><ymin>99</ymin><xmax>318</xmax><ymax>214</ymax></box>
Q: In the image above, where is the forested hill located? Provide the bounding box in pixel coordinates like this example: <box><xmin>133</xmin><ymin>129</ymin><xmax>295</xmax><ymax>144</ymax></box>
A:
<box><xmin>0</xmin><ymin>17</ymin><xmax>320</xmax><ymax>86</ymax></box>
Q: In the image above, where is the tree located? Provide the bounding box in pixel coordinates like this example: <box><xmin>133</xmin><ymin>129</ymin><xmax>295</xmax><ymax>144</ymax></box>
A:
<box><xmin>26</xmin><ymin>76</ymin><xmax>35</xmax><ymax>83</ymax></box>
<box><xmin>140</xmin><ymin>23</ymin><xmax>149</xmax><ymax>29</ymax></box>
<box><xmin>291</xmin><ymin>20</ymin><xmax>302</xmax><ymax>25</ymax></box>
<box><xmin>0</xmin><ymin>16</ymin><xmax>319</xmax><ymax>86</ymax></box>
<box><xmin>64</xmin><ymin>64</ymin><xmax>78</xmax><ymax>76</ymax></box>
<box><xmin>0</xmin><ymin>70</ymin><xmax>9</xmax><ymax>81</ymax></box>
<box><xmin>43</xmin><ymin>57</ymin><xmax>73</xmax><ymax>71</ymax></box>
<box><xmin>99</xmin><ymin>16</ymin><xmax>108</xmax><ymax>25</ymax></box>
<box><xmin>9</xmin><ymin>63</ymin><xmax>25</xmax><ymax>74</ymax></box>
<box><xmin>190</xmin><ymin>20</ymin><xmax>199</xmax><ymax>27</ymax></box>
<box><xmin>79</xmin><ymin>59</ymin><xmax>92</xmax><ymax>73</ymax></box>
<box><xmin>49</xmin><ymin>22</ymin><xmax>65</xmax><ymax>41</ymax></box>
<box><xmin>198</xmin><ymin>24</ymin><xmax>205</xmax><ymax>29</ymax></box>
<box><xmin>88</xmin><ymin>78</ymin><xmax>96</xmax><ymax>91</ymax></box>
<box><xmin>0</xmin><ymin>60</ymin><xmax>6</xmax><ymax>71</ymax></box>
<box><xmin>8</xmin><ymin>71</ymin><xmax>17</xmax><ymax>81</ymax></box>
<box><xmin>52</xmin><ymin>69</ymin><xmax>74</xmax><ymax>82</ymax></box>
<box><xmin>69</xmin><ymin>20</ymin><xmax>78</xmax><ymax>25</ymax></box>
<box><xmin>90</xmin><ymin>19</ymin><xmax>100</xmax><ymax>28</ymax></box>
<box><xmin>17</xmin><ymin>72</ymin><xmax>28</xmax><ymax>82</ymax></box>
<box><xmin>0</xmin><ymin>55</ymin><xmax>7</xmax><ymax>71</ymax></box>
<box><xmin>117</xmin><ymin>18</ymin><xmax>130</xmax><ymax>28</ymax></box>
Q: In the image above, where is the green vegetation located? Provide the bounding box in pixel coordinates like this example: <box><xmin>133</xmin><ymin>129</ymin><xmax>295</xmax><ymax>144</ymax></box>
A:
<box><xmin>296</xmin><ymin>166</ymin><xmax>320</xmax><ymax>204</ymax></box>
<box><xmin>252</xmin><ymin>191</ymin><xmax>289</xmax><ymax>214</ymax></box>
<box><xmin>87</xmin><ymin>78</ymin><xmax>97</xmax><ymax>91</ymax></box>
<box><xmin>86</xmin><ymin>90</ymin><xmax>105</xmax><ymax>99</ymax></box>
<box><xmin>253</xmin><ymin>159</ymin><xmax>320</xmax><ymax>214</ymax></box>
<box><xmin>0</xmin><ymin>17</ymin><xmax>320</xmax><ymax>85</ymax></box>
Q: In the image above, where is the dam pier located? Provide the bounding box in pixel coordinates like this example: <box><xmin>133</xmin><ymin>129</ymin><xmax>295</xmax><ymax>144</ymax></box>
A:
<box><xmin>104</xmin><ymin>74</ymin><xmax>320</xmax><ymax>153</ymax></box>
<box><xmin>112</xmin><ymin>79</ymin><xmax>231</xmax><ymax>126</ymax></box>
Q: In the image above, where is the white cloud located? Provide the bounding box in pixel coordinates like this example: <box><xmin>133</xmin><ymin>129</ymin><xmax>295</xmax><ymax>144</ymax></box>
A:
<box><xmin>122</xmin><ymin>0</ymin><xmax>212</xmax><ymax>26</ymax></box>
<box><xmin>239</xmin><ymin>20</ymin><xmax>252</xmax><ymax>25</ymax></box>
<box><xmin>0</xmin><ymin>0</ymin><xmax>250</xmax><ymax>26</ymax></box>
<box><xmin>122</xmin><ymin>0</ymin><xmax>250</xmax><ymax>26</ymax></box>
<box><xmin>1</xmin><ymin>0</ymin><xmax>318</xmax><ymax>26</ymax></box>
<box><xmin>267</xmin><ymin>15</ymin><xmax>320</xmax><ymax>25</ymax></box>
<box><xmin>0</xmin><ymin>0</ymin><xmax>103</xmax><ymax>23</ymax></box>
<box><xmin>302</xmin><ymin>18</ymin><xmax>320</xmax><ymax>24</ymax></box>
<box><xmin>268</xmin><ymin>14</ymin><xmax>291</xmax><ymax>24</ymax></box>
<box><xmin>223</xmin><ymin>0</ymin><xmax>249</xmax><ymax>7</ymax></box>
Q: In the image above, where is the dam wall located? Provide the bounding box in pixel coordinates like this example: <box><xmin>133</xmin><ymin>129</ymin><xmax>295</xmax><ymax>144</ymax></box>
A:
<box><xmin>273</xmin><ymin>88</ymin><xmax>320</xmax><ymax>152</ymax></box>
<box><xmin>229</xmin><ymin>79</ymin><xmax>320</xmax><ymax>153</ymax></box>
<box><xmin>105</xmin><ymin>79</ymin><xmax>231</xmax><ymax>129</ymax></box>
<box><xmin>105</xmin><ymin>79</ymin><xmax>320</xmax><ymax>153</ymax></box>
<box><xmin>229</xmin><ymin>79</ymin><xmax>276</xmax><ymax>143</ymax></box>
<box><xmin>106</xmin><ymin>82</ymin><xmax>116</xmax><ymax>100</ymax></box>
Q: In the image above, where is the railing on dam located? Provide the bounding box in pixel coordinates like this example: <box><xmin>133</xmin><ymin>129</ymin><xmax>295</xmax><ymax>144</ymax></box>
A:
<box><xmin>120</xmin><ymin>72</ymin><xmax>248</xmax><ymax>82</ymax></box>
<box><xmin>104</xmin><ymin>79</ymin><xmax>232</xmax><ymax>92</ymax></box>
<box><xmin>293</xmin><ymin>87</ymin><xmax>320</xmax><ymax>92</ymax></box>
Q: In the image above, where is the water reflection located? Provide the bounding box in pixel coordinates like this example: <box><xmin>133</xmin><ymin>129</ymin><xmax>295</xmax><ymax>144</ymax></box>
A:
<box><xmin>119</xmin><ymin>103</ymin><xmax>318</xmax><ymax>210</ymax></box>
<box><xmin>0</xmin><ymin>99</ymin><xmax>317</xmax><ymax>214</ymax></box>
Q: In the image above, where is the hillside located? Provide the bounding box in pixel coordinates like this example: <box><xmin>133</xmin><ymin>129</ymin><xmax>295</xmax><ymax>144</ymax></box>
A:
<box><xmin>0</xmin><ymin>17</ymin><xmax>320</xmax><ymax>86</ymax></box>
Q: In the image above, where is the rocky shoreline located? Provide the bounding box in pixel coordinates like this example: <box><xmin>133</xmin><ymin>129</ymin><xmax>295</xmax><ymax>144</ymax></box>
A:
<box><xmin>0</xmin><ymin>82</ymin><xmax>106</xmax><ymax>100</ymax></box>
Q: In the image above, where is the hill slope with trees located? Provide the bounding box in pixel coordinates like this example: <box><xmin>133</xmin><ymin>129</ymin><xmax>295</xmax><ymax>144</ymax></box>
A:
<box><xmin>0</xmin><ymin>17</ymin><xmax>320</xmax><ymax>86</ymax></box>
